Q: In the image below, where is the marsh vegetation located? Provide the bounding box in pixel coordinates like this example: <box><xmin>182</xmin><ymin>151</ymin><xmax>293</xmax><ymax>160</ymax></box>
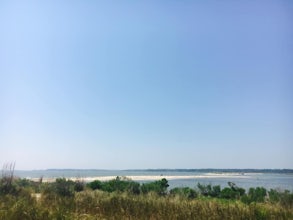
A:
<box><xmin>0</xmin><ymin>173</ymin><xmax>293</xmax><ymax>219</ymax></box>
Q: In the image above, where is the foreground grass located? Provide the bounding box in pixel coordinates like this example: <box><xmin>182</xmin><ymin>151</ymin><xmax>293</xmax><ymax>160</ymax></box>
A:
<box><xmin>73</xmin><ymin>191</ymin><xmax>292</xmax><ymax>220</ymax></box>
<box><xmin>0</xmin><ymin>176</ymin><xmax>293</xmax><ymax>219</ymax></box>
<box><xmin>1</xmin><ymin>190</ymin><xmax>292</xmax><ymax>220</ymax></box>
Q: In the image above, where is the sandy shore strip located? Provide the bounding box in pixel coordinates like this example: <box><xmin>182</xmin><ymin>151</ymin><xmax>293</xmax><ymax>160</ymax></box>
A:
<box><xmin>29</xmin><ymin>174</ymin><xmax>250</xmax><ymax>183</ymax></box>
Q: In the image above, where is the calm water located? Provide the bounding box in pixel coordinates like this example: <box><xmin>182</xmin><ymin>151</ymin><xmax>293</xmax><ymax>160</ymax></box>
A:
<box><xmin>13</xmin><ymin>170</ymin><xmax>293</xmax><ymax>191</ymax></box>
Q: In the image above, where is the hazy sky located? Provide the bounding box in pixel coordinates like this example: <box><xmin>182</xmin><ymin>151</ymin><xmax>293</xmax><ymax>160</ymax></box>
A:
<box><xmin>0</xmin><ymin>1</ymin><xmax>292</xmax><ymax>170</ymax></box>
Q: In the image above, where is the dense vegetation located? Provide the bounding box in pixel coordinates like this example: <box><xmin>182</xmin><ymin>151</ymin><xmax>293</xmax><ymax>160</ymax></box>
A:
<box><xmin>0</xmin><ymin>175</ymin><xmax>293</xmax><ymax>219</ymax></box>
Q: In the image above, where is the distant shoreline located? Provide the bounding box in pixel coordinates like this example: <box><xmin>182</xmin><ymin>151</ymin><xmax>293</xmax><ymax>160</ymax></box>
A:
<box><xmin>13</xmin><ymin>168</ymin><xmax>293</xmax><ymax>174</ymax></box>
<box><xmin>27</xmin><ymin>173</ymin><xmax>270</xmax><ymax>183</ymax></box>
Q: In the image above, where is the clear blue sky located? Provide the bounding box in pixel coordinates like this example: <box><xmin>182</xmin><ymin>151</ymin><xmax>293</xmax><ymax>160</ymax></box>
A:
<box><xmin>0</xmin><ymin>1</ymin><xmax>292</xmax><ymax>170</ymax></box>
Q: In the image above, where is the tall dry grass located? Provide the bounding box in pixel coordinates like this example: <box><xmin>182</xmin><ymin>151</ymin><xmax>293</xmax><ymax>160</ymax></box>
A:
<box><xmin>0</xmin><ymin>176</ymin><xmax>293</xmax><ymax>219</ymax></box>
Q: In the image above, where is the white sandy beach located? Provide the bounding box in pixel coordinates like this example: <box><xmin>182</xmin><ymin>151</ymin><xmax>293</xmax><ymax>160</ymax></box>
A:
<box><xmin>30</xmin><ymin>173</ymin><xmax>250</xmax><ymax>183</ymax></box>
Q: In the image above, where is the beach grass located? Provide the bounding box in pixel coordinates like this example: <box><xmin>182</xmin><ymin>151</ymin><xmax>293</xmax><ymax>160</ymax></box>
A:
<box><xmin>0</xmin><ymin>176</ymin><xmax>292</xmax><ymax>219</ymax></box>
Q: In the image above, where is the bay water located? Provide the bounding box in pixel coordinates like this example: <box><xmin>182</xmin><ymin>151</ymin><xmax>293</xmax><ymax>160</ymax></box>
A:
<box><xmin>12</xmin><ymin>169</ymin><xmax>293</xmax><ymax>191</ymax></box>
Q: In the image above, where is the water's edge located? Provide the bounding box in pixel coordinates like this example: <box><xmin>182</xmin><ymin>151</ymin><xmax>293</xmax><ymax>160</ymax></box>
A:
<box><xmin>8</xmin><ymin>169</ymin><xmax>293</xmax><ymax>191</ymax></box>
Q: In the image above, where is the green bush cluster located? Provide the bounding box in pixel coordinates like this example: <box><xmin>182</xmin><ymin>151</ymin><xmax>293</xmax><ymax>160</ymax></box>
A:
<box><xmin>170</xmin><ymin>187</ymin><xmax>197</xmax><ymax>199</ymax></box>
<box><xmin>87</xmin><ymin>176</ymin><xmax>140</xmax><ymax>194</ymax></box>
<box><xmin>197</xmin><ymin>183</ymin><xmax>221</xmax><ymax>197</ymax></box>
<box><xmin>241</xmin><ymin>187</ymin><xmax>267</xmax><ymax>204</ymax></box>
<box><xmin>141</xmin><ymin>178</ymin><xmax>169</xmax><ymax>195</ymax></box>
<box><xmin>0</xmin><ymin>177</ymin><xmax>40</xmax><ymax>196</ymax></box>
<box><xmin>42</xmin><ymin>178</ymin><xmax>84</xmax><ymax>197</ymax></box>
<box><xmin>196</xmin><ymin>182</ymin><xmax>245</xmax><ymax>199</ymax></box>
<box><xmin>87</xmin><ymin>177</ymin><xmax>169</xmax><ymax>195</ymax></box>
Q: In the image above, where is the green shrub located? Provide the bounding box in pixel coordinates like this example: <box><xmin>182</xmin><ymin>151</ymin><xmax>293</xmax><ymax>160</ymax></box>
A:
<box><xmin>127</xmin><ymin>181</ymin><xmax>140</xmax><ymax>195</ymax></box>
<box><xmin>268</xmin><ymin>189</ymin><xmax>281</xmax><ymax>203</ymax></box>
<box><xmin>87</xmin><ymin>179</ymin><xmax>103</xmax><ymax>190</ymax></box>
<box><xmin>0</xmin><ymin>177</ymin><xmax>18</xmax><ymax>195</ymax></box>
<box><xmin>211</xmin><ymin>185</ymin><xmax>221</xmax><ymax>197</ymax></box>
<box><xmin>220</xmin><ymin>187</ymin><xmax>238</xmax><ymax>199</ymax></box>
<box><xmin>218</xmin><ymin>182</ymin><xmax>245</xmax><ymax>200</ymax></box>
<box><xmin>170</xmin><ymin>187</ymin><xmax>197</xmax><ymax>199</ymax></box>
<box><xmin>250</xmin><ymin>187</ymin><xmax>267</xmax><ymax>202</ymax></box>
<box><xmin>49</xmin><ymin>178</ymin><xmax>75</xmax><ymax>197</ymax></box>
<box><xmin>141</xmin><ymin>178</ymin><xmax>169</xmax><ymax>195</ymax></box>
<box><xmin>281</xmin><ymin>190</ymin><xmax>293</xmax><ymax>207</ymax></box>
<box><xmin>87</xmin><ymin>176</ymin><xmax>141</xmax><ymax>194</ymax></box>
<box><xmin>241</xmin><ymin>187</ymin><xmax>267</xmax><ymax>204</ymax></box>
<box><xmin>73</xmin><ymin>180</ymin><xmax>85</xmax><ymax>192</ymax></box>
<box><xmin>197</xmin><ymin>183</ymin><xmax>222</xmax><ymax>198</ymax></box>
<box><xmin>197</xmin><ymin>183</ymin><xmax>212</xmax><ymax>196</ymax></box>
<box><xmin>102</xmin><ymin>176</ymin><xmax>130</xmax><ymax>192</ymax></box>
